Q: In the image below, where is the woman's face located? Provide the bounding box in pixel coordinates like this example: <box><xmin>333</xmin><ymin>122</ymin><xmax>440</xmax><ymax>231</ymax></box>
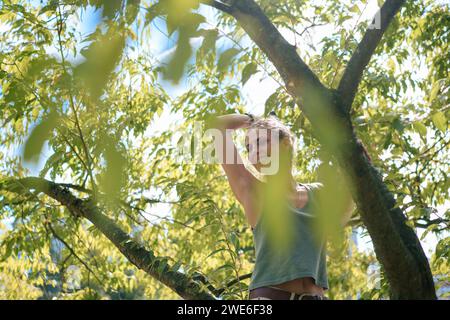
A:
<box><xmin>245</xmin><ymin>128</ymin><xmax>273</xmax><ymax>171</ymax></box>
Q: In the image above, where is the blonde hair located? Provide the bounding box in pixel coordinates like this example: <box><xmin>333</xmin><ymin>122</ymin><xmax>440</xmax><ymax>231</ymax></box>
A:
<box><xmin>248</xmin><ymin>115</ymin><xmax>295</xmax><ymax>150</ymax></box>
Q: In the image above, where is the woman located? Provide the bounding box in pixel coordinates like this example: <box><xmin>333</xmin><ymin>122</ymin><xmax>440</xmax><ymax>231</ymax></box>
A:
<box><xmin>209</xmin><ymin>112</ymin><xmax>355</xmax><ymax>300</ymax></box>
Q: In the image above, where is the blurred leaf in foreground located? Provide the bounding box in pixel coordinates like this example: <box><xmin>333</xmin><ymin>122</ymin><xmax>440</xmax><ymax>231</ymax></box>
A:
<box><xmin>23</xmin><ymin>110</ymin><xmax>60</xmax><ymax>164</ymax></box>
<box><xmin>74</xmin><ymin>23</ymin><xmax>125</xmax><ymax>101</ymax></box>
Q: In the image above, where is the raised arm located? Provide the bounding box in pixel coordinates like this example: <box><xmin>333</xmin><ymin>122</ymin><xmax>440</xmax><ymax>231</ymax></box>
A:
<box><xmin>207</xmin><ymin>114</ymin><xmax>262</xmax><ymax>228</ymax></box>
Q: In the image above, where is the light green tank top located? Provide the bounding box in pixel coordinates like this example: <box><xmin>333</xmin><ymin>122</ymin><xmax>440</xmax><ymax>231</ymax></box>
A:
<box><xmin>249</xmin><ymin>182</ymin><xmax>328</xmax><ymax>291</ymax></box>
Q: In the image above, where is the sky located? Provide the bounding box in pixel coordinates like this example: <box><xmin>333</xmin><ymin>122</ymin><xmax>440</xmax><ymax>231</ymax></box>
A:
<box><xmin>1</xmin><ymin>1</ymin><xmax>448</xmax><ymax>261</ymax></box>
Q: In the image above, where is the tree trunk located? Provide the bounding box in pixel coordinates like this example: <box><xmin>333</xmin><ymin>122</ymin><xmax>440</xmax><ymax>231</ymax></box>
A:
<box><xmin>205</xmin><ymin>0</ymin><xmax>437</xmax><ymax>299</ymax></box>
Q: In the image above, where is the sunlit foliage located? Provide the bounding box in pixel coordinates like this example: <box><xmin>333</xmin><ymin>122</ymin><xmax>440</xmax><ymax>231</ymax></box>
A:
<box><xmin>0</xmin><ymin>0</ymin><xmax>448</xmax><ymax>299</ymax></box>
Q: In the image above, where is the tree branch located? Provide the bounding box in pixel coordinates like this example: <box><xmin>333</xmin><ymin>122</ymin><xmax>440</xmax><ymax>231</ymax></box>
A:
<box><xmin>46</xmin><ymin>222</ymin><xmax>103</xmax><ymax>284</ymax></box>
<box><xmin>202</xmin><ymin>0</ymin><xmax>327</xmax><ymax>99</ymax></box>
<box><xmin>414</xmin><ymin>218</ymin><xmax>449</xmax><ymax>229</ymax></box>
<box><xmin>1</xmin><ymin>177</ymin><xmax>218</xmax><ymax>300</ymax></box>
<box><xmin>337</xmin><ymin>0</ymin><xmax>406</xmax><ymax>112</ymax></box>
<box><xmin>204</xmin><ymin>0</ymin><xmax>437</xmax><ymax>299</ymax></box>
<box><xmin>215</xmin><ymin>272</ymin><xmax>252</xmax><ymax>296</ymax></box>
<box><xmin>204</xmin><ymin>0</ymin><xmax>234</xmax><ymax>14</ymax></box>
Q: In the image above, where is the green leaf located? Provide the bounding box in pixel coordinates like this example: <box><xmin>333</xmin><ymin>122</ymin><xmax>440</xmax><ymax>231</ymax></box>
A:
<box><xmin>101</xmin><ymin>0</ymin><xmax>122</xmax><ymax>20</ymax></box>
<box><xmin>99</xmin><ymin>134</ymin><xmax>126</xmax><ymax>198</ymax></box>
<box><xmin>1</xmin><ymin>238</ymin><xmax>15</xmax><ymax>262</ymax></box>
<box><xmin>163</xmin><ymin>29</ymin><xmax>192</xmax><ymax>84</ymax></box>
<box><xmin>38</xmin><ymin>2</ymin><xmax>58</xmax><ymax>16</ymax></box>
<box><xmin>412</xmin><ymin>121</ymin><xmax>427</xmax><ymax>138</ymax></box>
<box><xmin>39</xmin><ymin>150</ymin><xmax>63</xmax><ymax>178</ymax></box>
<box><xmin>156</xmin><ymin>257</ymin><xmax>168</xmax><ymax>274</ymax></box>
<box><xmin>241</xmin><ymin>62</ymin><xmax>258</xmax><ymax>86</ymax></box>
<box><xmin>165</xmin><ymin>15</ymin><xmax>177</xmax><ymax>37</ymax></box>
<box><xmin>214</xmin><ymin>263</ymin><xmax>235</xmax><ymax>273</ymax></box>
<box><xmin>420</xmin><ymin>225</ymin><xmax>435</xmax><ymax>241</ymax></box>
<box><xmin>74</xmin><ymin>25</ymin><xmax>125</xmax><ymax>101</ymax></box>
<box><xmin>184</xmin><ymin>12</ymin><xmax>206</xmax><ymax>29</ymax></box>
<box><xmin>431</xmin><ymin>111</ymin><xmax>447</xmax><ymax>133</ymax></box>
<box><xmin>144</xmin><ymin>2</ymin><xmax>165</xmax><ymax>27</ymax></box>
<box><xmin>217</xmin><ymin>47</ymin><xmax>240</xmax><ymax>71</ymax></box>
<box><xmin>429</xmin><ymin>79</ymin><xmax>444</xmax><ymax>103</ymax></box>
<box><xmin>229</xmin><ymin>232</ymin><xmax>240</xmax><ymax>251</ymax></box>
<box><xmin>392</xmin><ymin>117</ymin><xmax>404</xmax><ymax>133</ymax></box>
<box><xmin>383</xmin><ymin>132</ymin><xmax>392</xmax><ymax>149</ymax></box>
<box><xmin>125</xmin><ymin>0</ymin><xmax>141</xmax><ymax>25</ymax></box>
<box><xmin>350</xmin><ymin>4</ymin><xmax>360</xmax><ymax>13</ymax></box>
<box><xmin>23</xmin><ymin>111</ymin><xmax>59</xmax><ymax>163</ymax></box>
<box><xmin>206</xmin><ymin>247</ymin><xmax>227</xmax><ymax>259</ymax></box>
<box><xmin>0</xmin><ymin>70</ymin><xmax>8</xmax><ymax>79</ymax></box>
<box><xmin>198</xmin><ymin>28</ymin><xmax>218</xmax><ymax>54</ymax></box>
<box><xmin>264</xmin><ymin>91</ymin><xmax>278</xmax><ymax>115</ymax></box>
